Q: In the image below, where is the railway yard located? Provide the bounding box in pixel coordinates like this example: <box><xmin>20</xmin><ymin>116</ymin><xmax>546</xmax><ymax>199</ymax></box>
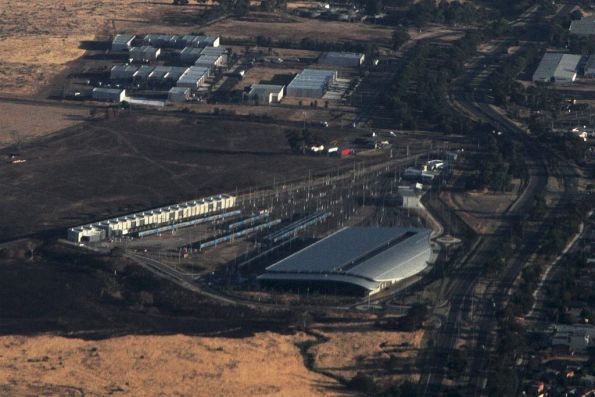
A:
<box><xmin>0</xmin><ymin>1</ymin><xmax>594</xmax><ymax>396</ymax></box>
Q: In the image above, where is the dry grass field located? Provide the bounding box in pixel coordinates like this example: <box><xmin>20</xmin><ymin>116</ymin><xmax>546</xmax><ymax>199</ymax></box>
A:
<box><xmin>0</xmin><ymin>0</ymin><xmax>158</xmax><ymax>95</ymax></box>
<box><xmin>0</xmin><ymin>113</ymin><xmax>365</xmax><ymax>241</ymax></box>
<box><xmin>0</xmin><ymin>102</ymin><xmax>87</xmax><ymax>148</ymax></box>
<box><xmin>312</xmin><ymin>329</ymin><xmax>425</xmax><ymax>383</ymax></box>
<box><xmin>209</xmin><ymin>13</ymin><xmax>393</xmax><ymax>44</ymax></box>
<box><xmin>0</xmin><ymin>332</ymin><xmax>343</xmax><ymax>397</ymax></box>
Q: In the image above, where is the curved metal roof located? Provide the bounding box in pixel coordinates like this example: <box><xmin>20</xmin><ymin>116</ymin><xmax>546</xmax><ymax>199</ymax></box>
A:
<box><xmin>259</xmin><ymin>227</ymin><xmax>432</xmax><ymax>291</ymax></box>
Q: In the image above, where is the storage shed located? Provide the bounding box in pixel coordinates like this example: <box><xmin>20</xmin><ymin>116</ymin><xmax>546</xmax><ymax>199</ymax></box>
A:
<box><xmin>129</xmin><ymin>46</ymin><xmax>161</xmax><ymax>63</ymax></box>
<box><xmin>247</xmin><ymin>84</ymin><xmax>285</xmax><ymax>104</ymax></box>
<box><xmin>110</xmin><ymin>64</ymin><xmax>138</xmax><ymax>81</ymax></box>
<box><xmin>318</xmin><ymin>51</ymin><xmax>365</xmax><ymax>67</ymax></box>
<box><xmin>168</xmin><ymin>86</ymin><xmax>191</xmax><ymax>102</ymax></box>
<box><xmin>111</xmin><ymin>34</ymin><xmax>136</xmax><ymax>52</ymax></box>
<box><xmin>286</xmin><ymin>69</ymin><xmax>337</xmax><ymax>98</ymax></box>
<box><xmin>176</xmin><ymin>66</ymin><xmax>210</xmax><ymax>89</ymax></box>
<box><xmin>92</xmin><ymin>88</ymin><xmax>126</xmax><ymax>102</ymax></box>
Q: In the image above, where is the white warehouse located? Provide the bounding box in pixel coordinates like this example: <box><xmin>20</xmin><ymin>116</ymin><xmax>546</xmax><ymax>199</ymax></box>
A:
<box><xmin>67</xmin><ymin>194</ymin><xmax>237</xmax><ymax>243</ymax></box>
<box><xmin>532</xmin><ymin>53</ymin><xmax>582</xmax><ymax>84</ymax></box>
<box><xmin>286</xmin><ymin>69</ymin><xmax>337</xmax><ymax>98</ymax></box>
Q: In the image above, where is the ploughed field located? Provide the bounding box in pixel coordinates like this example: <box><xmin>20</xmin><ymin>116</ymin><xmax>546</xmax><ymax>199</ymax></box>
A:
<box><xmin>0</xmin><ymin>113</ymin><xmax>359</xmax><ymax>241</ymax></box>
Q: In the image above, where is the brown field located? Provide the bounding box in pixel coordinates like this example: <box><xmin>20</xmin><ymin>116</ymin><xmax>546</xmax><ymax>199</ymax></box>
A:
<box><xmin>312</xmin><ymin>329</ymin><xmax>424</xmax><ymax>383</ymax></box>
<box><xmin>0</xmin><ymin>332</ymin><xmax>343</xmax><ymax>397</ymax></box>
<box><xmin>0</xmin><ymin>112</ymin><xmax>369</xmax><ymax>241</ymax></box>
<box><xmin>0</xmin><ymin>0</ymin><xmax>160</xmax><ymax>96</ymax></box>
<box><xmin>0</xmin><ymin>241</ymin><xmax>346</xmax><ymax>396</ymax></box>
<box><xmin>209</xmin><ymin>13</ymin><xmax>393</xmax><ymax>44</ymax></box>
<box><xmin>441</xmin><ymin>185</ymin><xmax>519</xmax><ymax>235</ymax></box>
<box><xmin>0</xmin><ymin>102</ymin><xmax>87</xmax><ymax>148</ymax></box>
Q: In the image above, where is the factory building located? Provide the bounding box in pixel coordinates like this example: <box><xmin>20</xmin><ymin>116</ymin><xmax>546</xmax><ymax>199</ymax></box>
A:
<box><xmin>180</xmin><ymin>46</ymin><xmax>227</xmax><ymax>65</ymax></box>
<box><xmin>143</xmin><ymin>33</ymin><xmax>178</xmax><ymax>48</ymax></box>
<box><xmin>133</xmin><ymin>65</ymin><xmax>154</xmax><ymax>82</ymax></box>
<box><xmin>180</xmin><ymin>47</ymin><xmax>204</xmax><ymax>64</ymax></box>
<box><xmin>532</xmin><ymin>53</ymin><xmax>582</xmax><ymax>84</ymax></box>
<box><xmin>176</xmin><ymin>66</ymin><xmax>210</xmax><ymax>89</ymax></box>
<box><xmin>247</xmin><ymin>84</ymin><xmax>285</xmax><ymax>104</ymax></box>
<box><xmin>111</xmin><ymin>34</ymin><xmax>136</xmax><ymax>52</ymax></box>
<box><xmin>129</xmin><ymin>46</ymin><xmax>161</xmax><ymax>63</ymax></box>
<box><xmin>92</xmin><ymin>88</ymin><xmax>126</xmax><ymax>102</ymax></box>
<box><xmin>318</xmin><ymin>51</ymin><xmax>365</xmax><ymax>67</ymax></box>
<box><xmin>569</xmin><ymin>17</ymin><xmax>595</xmax><ymax>36</ymax></box>
<box><xmin>259</xmin><ymin>227</ymin><xmax>432</xmax><ymax>296</ymax></box>
<box><xmin>286</xmin><ymin>68</ymin><xmax>337</xmax><ymax>98</ymax></box>
<box><xmin>110</xmin><ymin>65</ymin><xmax>138</xmax><ymax>81</ymax></box>
<box><xmin>67</xmin><ymin>194</ymin><xmax>236</xmax><ymax>243</ymax></box>
<box><xmin>195</xmin><ymin>54</ymin><xmax>225</xmax><ymax>68</ymax></box>
<box><xmin>168</xmin><ymin>86</ymin><xmax>191</xmax><ymax>102</ymax></box>
<box><xmin>144</xmin><ymin>33</ymin><xmax>220</xmax><ymax>49</ymax></box>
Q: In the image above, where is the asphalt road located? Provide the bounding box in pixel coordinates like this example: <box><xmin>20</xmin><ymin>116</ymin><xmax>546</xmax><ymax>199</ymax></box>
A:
<box><xmin>415</xmin><ymin>3</ymin><xmax>582</xmax><ymax>395</ymax></box>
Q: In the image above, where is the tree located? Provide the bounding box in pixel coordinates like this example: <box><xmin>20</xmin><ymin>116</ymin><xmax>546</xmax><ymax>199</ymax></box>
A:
<box><xmin>347</xmin><ymin>372</ymin><xmax>377</xmax><ymax>394</ymax></box>
<box><xmin>392</xmin><ymin>30</ymin><xmax>411</xmax><ymax>50</ymax></box>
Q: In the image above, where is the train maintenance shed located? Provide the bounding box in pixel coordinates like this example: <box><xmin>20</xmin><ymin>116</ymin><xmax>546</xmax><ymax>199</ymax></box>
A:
<box><xmin>258</xmin><ymin>226</ymin><xmax>432</xmax><ymax>295</ymax></box>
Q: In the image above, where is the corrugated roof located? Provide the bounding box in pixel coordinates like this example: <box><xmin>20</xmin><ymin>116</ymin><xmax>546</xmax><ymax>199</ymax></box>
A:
<box><xmin>287</xmin><ymin>68</ymin><xmax>336</xmax><ymax>90</ymax></box>
<box><xmin>177</xmin><ymin>66</ymin><xmax>210</xmax><ymax>86</ymax></box>
<box><xmin>112</xmin><ymin>34</ymin><xmax>135</xmax><ymax>45</ymax></box>
<box><xmin>532</xmin><ymin>53</ymin><xmax>581</xmax><ymax>82</ymax></box>
<box><xmin>259</xmin><ymin>227</ymin><xmax>432</xmax><ymax>290</ymax></box>
<box><xmin>570</xmin><ymin>17</ymin><xmax>595</xmax><ymax>35</ymax></box>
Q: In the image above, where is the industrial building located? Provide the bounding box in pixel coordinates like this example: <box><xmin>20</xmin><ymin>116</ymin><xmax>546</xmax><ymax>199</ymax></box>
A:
<box><xmin>144</xmin><ymin>33</ymin><xmax>220</xmax><ymax>48</ymax></box>
<box><xmin>91</xmin><ymin>88</ymin><xmax>126</xmax><ymax>102</ymax></box>
<box><xmin>286</xmin><ymin>68</ymin><xmax>337</xmax><ymax>98</ymax></box>
<box><xmin>134</xmin><ymin>65</ymin><xmax>154</xmax><ymax>82</ymax></box>
<box><xmin>180</xmin><ymin>46</ymin><xmax>227</xmax><ymax>65</ymax></box>
<box><xmin>195</xmin><ymin>54</ymin><xmax>225</xmax><ymax>68</ymax></box>
<box><xmin>168</xmin><ymin>86</ymin><xmax>191</xmax><ymax>102</ymax></box>
<box><xmin>129</xmin><ymin>46</ymin><xmax>161</xmax><ymax>63</ymax></box>
<box><xmin>247</xmin><ymin>84</ymin><xmax>285</xmax><ymax>104</ymax></box>
<box><xmin>585</xmin><ymin>55</ymin><xmax>595</xmax><ymax>77</ymax></box>
<box><xmin>532</xmin><ymin>53</ymin><xmax>582</xmax><ymax>84</ymax></box>
<box><xmin>398</xmin><ymin>186</ymin><xmax>420</xmax><ymax>209</ymax></box>
<box><xmin>180</xmin><ymin>47</ymin><xmax>205</xmax><ymax>64</ymax></box>
<box><xmin>67</xmin><ymin>194</ymin><xmax>236</xmax><ymax>243</ymax></box>
<box><xmin>258</xmin><ymin>227</ymin><xmax>432</xmax><ymax>295</ymax></box>
<box><xmin>143</xmin><ymin>34</ymin><xmax>178</xmax><ymax>48</ymax></box>
<box><xmin>110</xmin><ymin>64</ymin><xmax>138</xmax><ymax>81</ymax></box>
<box><xmin>176</xmin><ymin>66</ymin><xmax>210</xmax><ymax>89</ymax></box>
<box><xmin>569</xmin><ymin>17</ymin><xmax>595</xmax><ymax>36</ymax></box>
<box><xmin>318</xmin><ymin>51</ymin><xmax>364</xmax><ymax>67</ymax></box>
<box><xmin>111</xmin><ymin>34</ymin><xmax>136</xmax><ymax>52</ymax></box>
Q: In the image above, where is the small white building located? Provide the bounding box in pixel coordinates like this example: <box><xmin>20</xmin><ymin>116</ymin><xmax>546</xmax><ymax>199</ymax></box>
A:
<box><xmin>111</xmin><ymin>34</ymin><xmax>136</xmax><ymax>52</ymax></box>
<box><xmin>398</xmin><ymin>186</ymin><xmax>420</xmax><ymax>209</ymax></box>
<box><xmin>176</xmin><ymin>66</ymin><xmax>210</xmax><ymax>89</ymax></box>
<box><xmin>532</xmin><ymin>53</ymin><xmax>582</xmax><ymax>84</ymax></box>
<box><xmin>247</xmin><ymin>84</ymin><xmax>285</xmax><ymax>104</ymax></box>
<box><xmin>319</xmin><ymin>51</ymin><xmax>365</xmax><ymax>67</ymax></box>
<box><xmin>168</xmin><ymin>86</ymin><xmax>191</xmax><ymax>103</ymax></box>
<box><xmin>129</xmin><ymin>46</ymin><xmax>161</xmax><ymax>63</ymax></box>
<box><xmin>195</xmin><ymin>54</ymin><xmax>225</xmax><ymax>68</ymax></box>
<box><xmin>92</xmin><ymin>88</ymin><xmax>126</xmax><ymax>102</ymax></box>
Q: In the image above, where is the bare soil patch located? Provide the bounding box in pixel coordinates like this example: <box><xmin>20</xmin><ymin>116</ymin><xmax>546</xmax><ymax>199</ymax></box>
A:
<box><xmin>0</xmin><ymin>113</ymin><xmax>365</xmax><ymax>241</ymax></box>
<box><xmin>312</xmin><ymin>329</ymin><xmax>424</xmax><ymax>383</ymax></box>
<box><xmin>208</xmin><ymin>13</ymin><xmax>393</xmax><ymax>44</ymax></box>
<box><xmin>0</xmin><ymin>102</ymin><xmax>87</xmax><ymax>148</ymax></box>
